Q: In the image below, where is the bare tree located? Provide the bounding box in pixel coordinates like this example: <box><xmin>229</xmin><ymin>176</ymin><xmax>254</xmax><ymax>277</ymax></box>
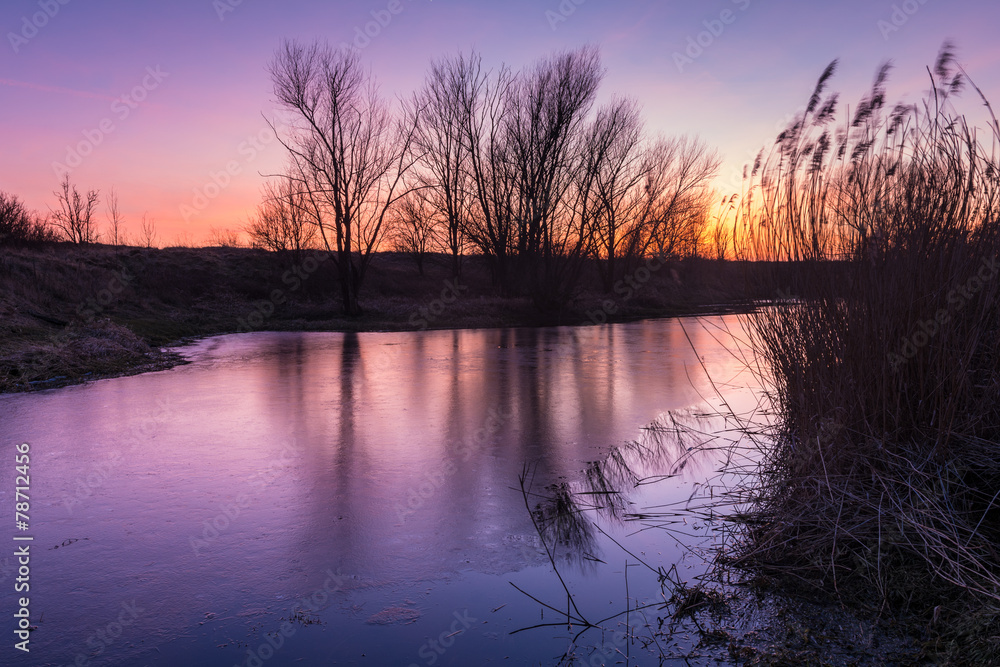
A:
<box><xmin>139</xmin><ymin>214</ymin><xmax>157</xmax><ymax>249</ymax></box>
<box><xmin>258</xmin><ymin>43</ymin><xmax>722</xmax><ymax>310</ymax></box>
<box><xmin>640</xmin><ymin>136</ymin><xmax>721</xmax><ymax>259</ymax></box>
<box><xmin>406</xmin><ymin>53</ymin><xmax>481</xmax><ymax>277</ymax></box>
<box><xmin>456</xmin><ymin>54</ymin><xmax>518</xmax><ymax>293</ymax></box>
<box><xmin>208</xmin><ymin>227</ymin><xmax>243</xmax><ymax>248</ymax></box>
<box><xmin>389</xmin><ymin>191</ymin><xmax>440</xmax><ymax>276</ymax></box>
<box><xmin>506</xmin><ymin>45</ymin><xmax>604</xmax><ymax>305</ymax></box>
<box><xmin>452</xmin><ymin>46</ymin><xmax>604</xmax><ymax>302</ymax></box>
<box><xmin>710</xmin><ymin>222</ymin><xmax>731</xmax><ymax>261</ymax></box>
<box><xmin>105</xmin><ymin>188</ymin><xmax>125</xmax><ymax>247</ymax></box>
<box><xmin>51</xmin><ymin>175</ymin><xmax>100</xmax><ymax>244</ymax></box>
<box><xmin>585</xmin><ymin>97</ymin><xmax>650</xmax><ymax>290</ymax></box>
<box><xmin>269</xmin><ymin>40</ymin><xmax>420</xmax><ymax>316</ymax></box>
<box><xmin>244</xmin><ymin>177</ymin><xmax>316</xmax><ymax>263</ymax></box>
<box><xmin>0</xmin><ymin>192</ymin><xmax>31</xmax><ymax>245</ymax></box>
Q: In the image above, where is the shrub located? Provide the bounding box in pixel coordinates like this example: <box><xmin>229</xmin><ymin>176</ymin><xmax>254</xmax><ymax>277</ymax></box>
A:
<box><xmin>0</xmin><ymin>192</ymin><xmax>57</xmax><ymax>246</ymax></box>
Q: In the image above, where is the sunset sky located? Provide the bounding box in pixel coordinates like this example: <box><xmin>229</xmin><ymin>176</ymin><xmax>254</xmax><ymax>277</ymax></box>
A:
<box><xmin>2</xmin><ymin>0</ymin><xmax>998</xmax><ymax>245</ymax></box>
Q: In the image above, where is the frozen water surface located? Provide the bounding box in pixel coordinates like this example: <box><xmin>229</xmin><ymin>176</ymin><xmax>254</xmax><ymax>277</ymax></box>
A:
<box><xmin>0</xmin><ymin>316</ymin><xmax>761</xmax><ymax>666</ymax></box>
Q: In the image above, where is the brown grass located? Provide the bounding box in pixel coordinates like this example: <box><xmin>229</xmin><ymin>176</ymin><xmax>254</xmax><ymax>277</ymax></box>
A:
<box><xmin>725</xmin><ymin>45</ymin><xmax>1000</xmax><ymax>659</ymax></box>
<box><xmin>0</xmin><ymin>243</ymin><xmax>762</xmax><ymax>392</ymax></box>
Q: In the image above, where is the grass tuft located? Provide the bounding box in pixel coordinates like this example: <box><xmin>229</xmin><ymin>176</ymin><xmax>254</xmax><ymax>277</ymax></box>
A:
<box><xmin>726</xmin><ymin>45</ymin><xmax>1000</xmax><ymax>657</ymax></box>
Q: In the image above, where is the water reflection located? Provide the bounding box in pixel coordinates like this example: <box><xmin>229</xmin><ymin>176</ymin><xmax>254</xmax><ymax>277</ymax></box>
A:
<box><xmin>0</xmin><ymin>317</ymin><xmax>756</xmax><ymax>665</ymax></box>
<box><xmin>218</xmin><ymin>323</ymin><xmax>736</xmax><ymax>582</ymax></box>
<box><xmin>524</xmin><ymin>407</ymin><xmax>739</xmax><ymax>569</ymax></box>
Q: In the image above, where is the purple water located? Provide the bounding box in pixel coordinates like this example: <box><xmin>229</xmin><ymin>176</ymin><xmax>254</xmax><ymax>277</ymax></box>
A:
<box><xmin>0</xmin><ymin>317</ymin><xmax>760</xmax><ymax>666</ymax></box>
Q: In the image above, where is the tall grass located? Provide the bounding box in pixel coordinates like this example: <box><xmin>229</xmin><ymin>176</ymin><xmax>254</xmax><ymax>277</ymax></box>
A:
<box><xmin>728</xmin><ymin>44</ymin><xmax>1000</xmax><ymax>640</ymax></box>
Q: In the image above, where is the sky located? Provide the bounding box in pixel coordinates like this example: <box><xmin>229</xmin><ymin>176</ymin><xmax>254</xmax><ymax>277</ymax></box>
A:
<box><xmin>1</xmin><ymin>0</ymin><xmax>998</xmax><ymax>245</ymax></box>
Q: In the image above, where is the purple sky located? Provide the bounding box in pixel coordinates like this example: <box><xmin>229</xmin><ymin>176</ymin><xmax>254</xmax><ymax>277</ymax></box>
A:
<box><xmin>2</xmin><ymin>0</ymin><xmax>997</xmax><ymax>244</ymax></box>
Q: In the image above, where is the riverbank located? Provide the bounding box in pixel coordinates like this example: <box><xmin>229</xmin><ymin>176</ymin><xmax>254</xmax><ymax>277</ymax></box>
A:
<box><xmin>0</xmin><ymin>243</ymin><xmax>762</xmax><ymax>393</ymax></box>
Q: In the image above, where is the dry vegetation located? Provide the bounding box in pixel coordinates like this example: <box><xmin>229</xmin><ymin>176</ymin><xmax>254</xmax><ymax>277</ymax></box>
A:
<box><xmin>724</xmin><ymin>45</ymin><xmax>1000</xmax><ymax>661</ymax></box>
<box><xmin>0</xmin><ymin>242</ymin><xmax>759</xmax><ymax>393</ymax></box>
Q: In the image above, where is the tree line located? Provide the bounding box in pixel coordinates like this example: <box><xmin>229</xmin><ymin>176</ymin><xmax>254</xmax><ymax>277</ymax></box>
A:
<box><xmin>254</xmin><ymin>42</ymin><xmax>721</xmax><ymax>314</ymax></box>
<box><xmin>0</xmin><ymin>176</ymin><xmax>159</xmax><ymax>249</ymax></box>
<box><xmin>1</xmin><ymin>43</ymin><xmax>724</xmax><ymax>317</ymax></box>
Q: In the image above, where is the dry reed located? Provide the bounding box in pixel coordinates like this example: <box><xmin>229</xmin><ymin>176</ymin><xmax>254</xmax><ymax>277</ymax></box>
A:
<box><xmin>726</xmin><ymin>43</ymin><xmax>1000</xmax><ymax>656</ymax></box>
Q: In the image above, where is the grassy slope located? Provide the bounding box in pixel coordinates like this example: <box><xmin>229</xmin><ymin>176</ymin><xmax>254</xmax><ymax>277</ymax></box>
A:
<box><xmin>0</xmin><ymin>243</ymin><xmax>759</xmax><ymax>392</ymax></box>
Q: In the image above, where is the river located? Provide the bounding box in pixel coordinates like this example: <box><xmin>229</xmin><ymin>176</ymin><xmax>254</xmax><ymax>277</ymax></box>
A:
<box><xmin>0</xmin><ymin>316</ymin><xmax>763</xmax><ymax>666</ymax></box>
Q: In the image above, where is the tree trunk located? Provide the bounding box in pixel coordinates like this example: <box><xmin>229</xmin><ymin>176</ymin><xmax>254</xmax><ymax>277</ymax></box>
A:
<box><xmin>338</xmin><ymin>251</ymin><xmax>361</xmax><ymax>316</ymax></box>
